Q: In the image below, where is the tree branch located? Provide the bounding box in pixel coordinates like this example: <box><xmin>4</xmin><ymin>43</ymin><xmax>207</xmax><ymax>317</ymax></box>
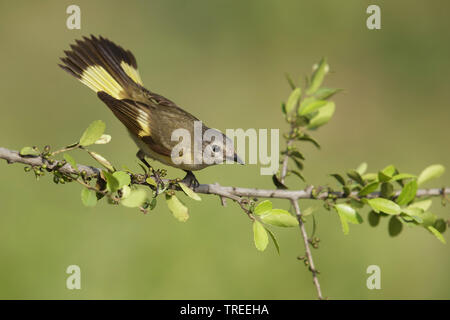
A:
<box><xmin>1</xmin><ymin>146</ymin><xmax>449</xmax><ymax>201</ymax></box>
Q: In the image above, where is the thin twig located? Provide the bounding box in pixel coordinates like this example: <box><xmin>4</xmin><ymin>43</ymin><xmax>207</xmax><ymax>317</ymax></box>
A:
<box><xmin>291</xmin><ymin>199</ymin><xmax>323</xmax><ymax>299</ymax></box>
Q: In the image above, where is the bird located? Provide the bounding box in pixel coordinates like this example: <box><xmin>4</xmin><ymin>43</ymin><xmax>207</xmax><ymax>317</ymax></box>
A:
<box><xmin>59</xmin><ymin>35</ymin><xmax>243</xmax><ymax>187</ymax></box>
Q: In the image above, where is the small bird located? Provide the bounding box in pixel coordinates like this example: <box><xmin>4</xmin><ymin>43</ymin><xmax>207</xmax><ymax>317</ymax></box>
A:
<box><xmin>59</xmin><ymin>35</ymin><xmax>243</xmax><ymax>186</ymax></box>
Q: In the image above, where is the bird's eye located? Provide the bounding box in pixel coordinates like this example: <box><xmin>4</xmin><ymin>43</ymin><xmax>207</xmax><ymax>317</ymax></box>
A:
<box><xmin>212</xmin><ymin>145</ymin><xmax>221</xmax><ymax>152</ymax></box>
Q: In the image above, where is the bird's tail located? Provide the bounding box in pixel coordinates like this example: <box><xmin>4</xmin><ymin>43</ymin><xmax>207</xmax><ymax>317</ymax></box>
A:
<box><xmin>59</xmin><ymin>35</ymin><xmax>143</xmax><ymax>100</ymax></box>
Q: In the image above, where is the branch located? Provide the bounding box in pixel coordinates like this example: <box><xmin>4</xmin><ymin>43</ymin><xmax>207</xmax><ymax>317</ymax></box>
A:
<box><xmin>1</xmin><ymin>147</ymin><xmax>449</xmax><ymax>201</ymax></box>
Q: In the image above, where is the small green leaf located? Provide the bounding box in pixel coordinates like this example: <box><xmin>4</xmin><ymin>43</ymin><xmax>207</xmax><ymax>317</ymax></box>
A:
<box><xmin>103</xmin><ymin>170</ymin><xmax>120</xmax><ymax>193</ymax></box>
<box><xmin>408</xmin><ymin>199</ymin><xmax>432</xmax><ymax>211</ymax></box>
<box><xmin>347</xmin><ymin>170</ymin><xmax>365</xmax><ymax>186</ymax></box>
<box><xmin>112</xmin><ymin>171</ymin><xmax>131</xmax><ymax>189</ymax></box>
<box><xmin>63</xmin><ymin>153</ymin><xmax>77</xmax><ymax>170</ymax></box>
<box><xmin>358</xmin><ymin>181</ymin><xmax>379</xmax><ymax>196</ymax></box>
<box><xmin>330</xmin><ymin>173</ymin><xmax>346</xmax><ymax>186</ymax></box>
<box><xmin>380</xmin><ymin>182</ymin><xmax>394</xmax><ymax>198</ymax></box>
<box><xmin>307</xmin><ymin>101</ymin><xmax>335</xmax><ymax>129</ymax></box>
<box><xmin>121</xmin><ymin>189</ymin><xmax>147</xmax><ymax>208</ymax></box>
<box><xmin>433</xmin><ymin>219</ymin><xmax>447</xmax><ymax>234</ymax></box>
<box><xmin>166</xmin><ymin>194</ymin><xmax>189</xmax><ymax>222</ymax></box>
<box><xmin>297</xmin><ymin>134</ymin><xmax>320</xmax><ymax>149</ymax></box>
<box><xmin>388</xmin><ymin>216</ymin><xmax>403</xmax><ymax>237</ymax></box>
<box><xmin>285</xmin><ymin>88</ymin><xmax>302</xmax><ymax>114</ymax></box>
<box><xmin>178</xmin><ymin>182</ymin><xmax>201</xmax><ymax>201</ymax></box>
<box><xmin>265</xmin><ymin>227</ymin><xmax>280</xmax><ymax>254</ymax></box>
<box><xmin>290</xmin><ymin>170</ymin><xmax>305</xmax><ymax>181</ymax></box>
<box><xmin>253</xmin><ymin>220</ymin><xmax>269</xmax><ymax>251</ymax></box>
<box><xmin>307</xmin><ymin>57</ymin><xmax>329</xmax><ymax>95</ymax></box>
<box><xmin>285</xmin><ymin>73</ymin><xmax>296</xmax><ymax>90</ymax></box>
<box><xmin>417</xmin><ymin>164</ymin><xmax>445</xmax><ymax>186</ymax></box>
<box><xmin>88</xmin><ymin>151</ymin><xmax>115</xmax><ymax>172</ymax></box>
<box><xmin>272</xmin><ymin>174</ymin><xmax>288</xmax><ymax>190</ymax></box>
<box><xmin>146</xmin><ymin>177</ymin><xmax>157</xmax><ymax>187</ymax></box>
<box><xmin>254</xmin><ymin>200</ymin><xmax>272</xmax><ymax>215</ymax></box>
<box><xmin>367</xmin><ymin>198</ymin><xmax>401</xmax><ymax>215</ymax></box>
<box><xmin>356</xmin><ymin>162</ymin><xmax>368</xmax><ymax>175</ymax></box>
<box><xmin>314</xmin><ymin>87</ymin><xmax>341</xmax><ymax>100</ymax></box>
<box><xmin>94</xmin><ymin>134</ymin><xmax>112</xmax><ymax>144</ymax></box>
<box><xmin>428</xmin><ymin>226</ymin><xmax>446</xmax><ymax>244</ymax></box>
<box><xmin>334</xmin><ymin>204</ymin><xmax>363</xmax><ymax>224</ymax></box>
<box><xmin>298</xmin><ymin>100</ymin><xmax>327</xmax><ymax>116</ymax></box>
<box><xmin>81</xmin><ymin>188</ymin><xmax>97</xmax><ymax>207</ymax></box>
<box><xmin>396</xmin><ymin>180</ymin><xmax>418</xmax><ymax>206</ymax></box>
<box><xmin>260</xmin><ymin>209</ymin><xmax>299</xmax><ymax>227</ymax></box>
<box><xmin>337</xmin><ymin>210</ymin><xmax>350</xmax><ymax>235</ymax></box>
<box><xmin>79</xmin><ymin>120</ymin><xmax>106</xmax><ymax>146</ymax></box>
<box><xmin>368</xmin><ymin>211</ymin><xmax>381</xmax><ymax>227</ymax></box>
<box><xmin>19</xmin><ymin>146</ymin><xmax>40</xmax><ymax>156</ymax></box>
<box><xmin>391</xmin><ymin>173</ymin><xmax>416</xmax><ymax>181</ymax></box>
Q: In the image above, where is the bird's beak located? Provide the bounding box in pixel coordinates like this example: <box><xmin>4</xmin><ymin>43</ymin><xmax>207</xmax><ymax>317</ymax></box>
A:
<box><xmin>234</xmin><ymin>153</ymin><xmax>245</xmax><ymax>165</ymax></box>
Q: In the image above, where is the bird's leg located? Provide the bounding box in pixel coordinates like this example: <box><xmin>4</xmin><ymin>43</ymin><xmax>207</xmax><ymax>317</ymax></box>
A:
<box><xmin>136</xmin><ymin>150</ymin><xmax>164</xmax><ymax>188</ymax></box>
<box><xmin>136</xmin><ymin>150</ymin><xmax>152</xmax><ymax>170</ymax></box>
<box><xmin>181</xmin><ymin>170</ymin><xmax>200</xmax><ymax>189</ymax></box>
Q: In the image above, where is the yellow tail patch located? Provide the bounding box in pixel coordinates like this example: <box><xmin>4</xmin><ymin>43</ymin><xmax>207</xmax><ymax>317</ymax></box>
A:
<box><xmin>81</xmin><ymin>65</ymin><xmax>125</xmax><ymax>99</ymax></box>
<box><xmin>121</xmin><ymin>61</ymin><xmax>143</xmax><ymax>85</ymax></box>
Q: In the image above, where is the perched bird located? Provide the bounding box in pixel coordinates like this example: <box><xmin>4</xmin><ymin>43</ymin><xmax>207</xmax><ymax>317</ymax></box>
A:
<box><xmin>59</xmin><ymin>35</ymin><xmax>243</xmax><ymax>186</ymax></box>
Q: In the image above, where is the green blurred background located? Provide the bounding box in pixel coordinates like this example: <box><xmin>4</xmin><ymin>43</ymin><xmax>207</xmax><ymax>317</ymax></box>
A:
<box><xmin>0</xmin><ymin>0</ymin><xmax>448</xmax><ymax>299</ymax></box>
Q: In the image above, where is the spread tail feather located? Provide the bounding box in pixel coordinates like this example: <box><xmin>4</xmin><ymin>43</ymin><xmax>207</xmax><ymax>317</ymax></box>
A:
<box><xmin>59</xmin><ymin>35</ymin><xmax>143</xmax><ymax>99</ymax></box>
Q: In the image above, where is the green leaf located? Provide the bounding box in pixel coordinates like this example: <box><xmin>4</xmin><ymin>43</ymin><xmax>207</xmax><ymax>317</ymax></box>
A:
<box><xmin>290</xmin><ymin>170</ymin><xmax>305</xmax><ymax>181</ymax></box>
<box><xmin>121</xmin><ymin>189</ymin><xmax>147</xmax><ymax>208</ymax></box>
<box><xmin>298</xmin><ymin>100</ymin><xmax>327</xmax><ymax>116</ymax></box>
<box><xmin>81</xmin><ymin>188</ymin><xmax>97</xmax><ymax>207</ymax></box>
<box><xmin>112</xmin><ymin>171</ymin><xmax>131</xmax><ymax>189</ymax></box>
<box><xmin>307</xmin><ymin>101</ymin><xmax>335</xmax><ymax>129</ymax></box>
<box><xmin>401</xmin><ymin>207</ymin><xmax>424</xmax><ymax>223</ymax></box>
<box><xmin>368</xmin><ymin>211</ymin><xmax>381</xmax><ymax>227</ymax></box>
<box><xmin>260</xmin><ymin>209</ymin><xmax>299</xmax><ymax>227</ymax></box>
<box><xmin>409</xmin><ymin>199</ymin><xmax>432</xmax><ymax>211</ymax></box>
<box><xmin>307</xmin><ymin>57</ymin><xmax>329</xmax><ymax>95</ymax></box>
<box><xmin>391</xmin><ymin>173</ymin><xmax>417</xmax><ymax>181</ymax></box>
<box><xmin>417</xmin><ymin>164</ymin><xmax>445</xmax><ymax>186</ymax></box>
<box><xmin>388</xmin><ymin>216</ymin><xmax>403</xmax><ymax>237</ymax></box>
<box><xmin>265</xmin><ymin>227</ymin><xmax>280</xmax><ymax>254</ymax></box>
<box><xmin>272</xmin><ymin>174</ymin><xmax>288</xmax><ymax>190</ymax></box>
<box><xmin>19</xmin><ymin>146</ymin><xmax>40</xmax><ymax>156</ymax></box>
<box><xmin>178</xmin><ymin>182</ymin><xmax>201</xmax><ymax>201</ymax></box>
<box><xmin>358</xmin><ymin>181</ymin><xmax>379</xmax><ymax>196</ymax></box>
<box><xmin>285</xmin><ymin>73</ymin><xmax>296</xmax><ymax>90</ymax></box>
<box><xmin>367</xmin><ymin>198</ymin><xmax>401</xmax><ymax>215</ymax></box>
<box><xmin>254</xmin><ymin>200</ymin><xmax>272</xmax><ymax>215</ymax></box>
<box><xmin>63</xmin><ymin>153</ymin><xmax>77</xmax><ymax>170</ymax></box>
<box><xmin>314</xmin><ymin>87</ymin><xmax>341</xmax><ymax>100</ymax></box>
<box><xmin>347</xmin><ymin>170</ymin><xmax>365</xmax><ymax>186</ymax></box>
<box><xmin>434</xmin><ymin>219</ymin><xmax>447</xmax><ymax>233</ymax></box>
<box><xmin>166</xmin><ymin>194</ymin><xmax>189</xmax><ymax>222</ymax></box>
<box><xmin>396</xmin><ymin>180</ymin><xmax>418</xmax><ymax>206</ymax></box>
<box><xmin>285</xmin><ymin>88</ymin><xmax>302</xmax><ymax>114</ymax></box>
<box><xmin>337</xmin><ymin>210</ymin><xmax>350</xmax><ymax>235</ymax></box>
<box><xmin>79</xmin><ymin>120</ymin><xmax>106</xmax><ymax>147</ymax></box>
<box><xmin>94</xmin><ymin>134</ymin><xmax>112</xmax><ymax>144</ymax></box>
<box><xmin>428</xmin><ymin>226</ymin><xmax>446</xmax><ymax>244</ymax></box>
<box><xmin>330</xmin><ymin>173</ymin><xmax>346</xmax><ymax>186</ymax></box>
<box><xmin>253</xmin><ymin>221</ymin><xmax>269</xmax><ymax>251</ymax></box>
<box><xmin>380</xmin><ymin>182</ymin><xmax>394</xmax><ymax>198</ymax></box>
<box><xmin>334</xmin><ymin>204</ymin><xmax>363</xmax><ymax>224</ymax></box>
<box><xmin>297</xmin><ymin>134</ymin><xmax>320</xmax><ymax>149</ymax></box>
<box><xmin>146</xmin><ymin>177</ymin><xmax>157</xmax><ymax>187</ymax></box>
<box><xmin>88</xmin><ymin>151</ymin><xmax>115</xmax><ymax>172</ymax></box>
<box><xmin>356</xmin><ymin>162</ymin><xmax>368</xmax><ymax>175</ymax></box>
<box><xmin>103</xmin><ymin>170</ymin><xmax>120</xmax><ymax>193</ymax></box>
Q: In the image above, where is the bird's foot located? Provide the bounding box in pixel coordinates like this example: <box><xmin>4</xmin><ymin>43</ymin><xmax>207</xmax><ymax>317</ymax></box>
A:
<box><xmin>181</xmin><ymin>171</ymin><xmax>200</xmax><ymax>189</ymax></box>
